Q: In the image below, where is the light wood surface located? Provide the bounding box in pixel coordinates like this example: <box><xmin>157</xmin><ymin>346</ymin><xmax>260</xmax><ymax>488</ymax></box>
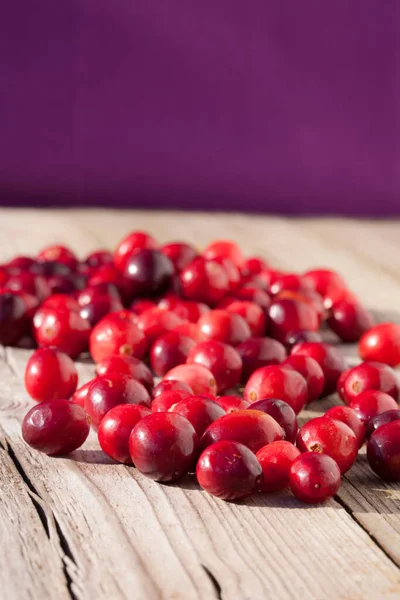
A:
<box><xmin>1</xmin><ymin>208</ymin><xmax>400</xmax><ymax>600</ymax></box>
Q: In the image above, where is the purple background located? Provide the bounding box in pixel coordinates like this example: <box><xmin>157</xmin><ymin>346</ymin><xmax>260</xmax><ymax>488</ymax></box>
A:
<box><xmin>1</xmin><ymin>1</ymin><xmax>399</xmax><ymax>214</ymax></box>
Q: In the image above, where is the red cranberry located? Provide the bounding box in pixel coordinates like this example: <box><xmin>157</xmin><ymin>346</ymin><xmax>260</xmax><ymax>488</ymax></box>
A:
<box><xmin>85</xmin><ymin>373</ymin><xmax>151</xmax><ymax>429</ymax></box>
<box><xmin>197</xmin><ymin>440</ymin><xmax>262</xmax><ymax>500</ymax></box>
<box><xmin>256</xmin><ymin>441</ymin><xmax>301</xmax><ymax>492</ymax></box>
<box><xmin>37</xmin><ymin>245</ymin><xmax>78</xmax><ymax>270</ymax></box>
<box><xmin>197</xmin><ymin>309</ymin><xmax>250</xmax><ymax>346</ymax></box>
<box><xmin>88</xmin><ymin>264</ymin><xmax>131</xmax><ymax>302</ymax></box>
<box><xmin>89</xmin><ymin>311</ymin><xmax>147</xmax><ymax>363</ymax></box>
<box><xmin>6</xmin><ymin>272</ymin><xmax>51</xmax><ymax>302</ymax></box>
<box><xmin>71</xmin><ymin>381</ymin><xmax>92</xmax><ymax>408</ymax></box>
<box><xmin>324</xmin><ymin>288</ymin><xmax>359</xmax><ymax>311</ymax></box>
<box><xmin>187</xmin><ymin>340</ymin><xmax>242</xmax><ymax>392</ymax></box>
<box><xmin>160</xmin><ymin>242</ymin><xmax>198</xmax><ymax>272</ymax></box>
<box><xmin>212</xmin><ymin>257</ymin><xmax>241</xmax><ymax>292</ymax></box>
<box><xmin>41</xmin><ymin>294</ymin><xmax>81</xmax><ymax>313</ymax></box>
<box><xmin>0</xmin><ymin>266</ymin><xmax>8</xmax><ymax>286</ymax></box>
<box><xmin>349</xmin><ymin>390</ymin><xmax>398</xmax><ymax>426</ymax></box>
<box><xmin>252</xmin><ymin>268</ymin><xmax>285</xmax><ymax>291</ymax></box>
<box><xmin>270</xmin><ymin>274</ymin><xmax>315</xmax><ymax>296</ymax></box>
<box><xmin>96</xmin><ymin>355</ymin><xmax>154</xmax><ymax>393</ymax></box>
<box><xmin>164</xmin><ymin>364</ymin><xmax>218</xmax><ymax>397</ymax></box>
<box><xmin>150</xmin><ymin>331</ymin><xmax>195</xmax><ymax>377</ymax></box>
<box><xmin>77</xmin><ymin>283</ymin><xmax>121</xmax><ymax>305</ymax></box>
<box><xmin>123</xmin><ymin>249</ymin><xmax>174</xmax><ymax>298</ymax></box>
<box><xmin>283</xmin><ymin>355</ymin><xmax>325</xmax><ymax>402</ymax></box>
<box><xmin>80</xmin><ymin>295</ymin><xmax>124</xmax><ymax>327</ymax></box>
<box><xmin>33</xmin><ymin>306</ymin><xmax>91</xmax><ymax>358</ymax></box>
<box><xmin>136</xmin><ymin>308</ymin><xmax>184</xmax><ymax>346</ymax></box>
<box><xmin>22</xmin><ymin>399</ymin><xmax>89</xmax><ymax>455</ymax></box>
<box><xmin>268</xmin><ymin>299</ymin><xmax>319</xmax><ymax>344</ymax></box>
<box><xmin>114</xmin><ymin>230</ymin><xmax>158</xmax><ymax>272</ymax></box>
<box><xmin>236</xmin><ymin>337</ymin><xmax>287</xmax><ymax>382</ymax></box>
<box><xmin>158</xmin><ymin>296</ymin><xmax>209</xmax><ymax>323</ymax></box>
<box><xmin>24</xmin><ymin>348</ymin><xmax>78</xmax><ymax>402</ymax></box>
<box><xmin>200</xmin><ymin>409</ymin><xmax>284</xmax><ymax>453</ymax></box>
<box><xmin>98</xmin><ymin>404</ymin><xmax>151</xmax><ymax>463</ymax></box>
<box><xmin>325</xmin><ymin>406</ymin><xmax>365</xmax><ymax>448</ymax></box>
<box><xmin>338</xmin><ymin>362</ymin><xmax>399</xmax><ymax>404</ymax></box>
<box><xmin>249</xmin><ymin>398</ymin><xmax>298</xmax><ymax>443</ymax></box>
<box><xmin>130</xmin><ymin>299</ymin><xmax>156</xmax><ymax>315</ymax></box>
<box><xmin>327</xmin><ymin>300</ymin><xmax>374</xmax><ymax>343</ymax></box>
<box><xmin>172</xmin><ymin>322</ymin><xmax>207</xmax><ymax>343</ymax></box>
<box><xmin>0</xmin><ymin>291</ymin><xmax>30</xmax><ymax>345</ymax></box>
<box><xmin>359</xmin><ymin>323</ymin><xmax>400</xmax><ymax>367</ymax></box>
<box><xmin>289</xmin><ymin>452</ymin><xmax>341</xmax><ymax>503</ymax></box>
<box><xmin>303</xmin><ymin>269</ymin><xmax>347</xmax><ymax>297</ymax></box>
<box><xmin>203</xmin><ymin>240</ymin><xmax>244</xmax><ymax>269</ymax></box>
<box><xmin>242</xmin><ymin>256</ymin><xmax>268</xmax><ymax>278</ymax></box>
<box><xmin>151</xmin><ymin>389</ymin><xmax>192</xmax><ymax>412</ymax></box>
<box><xmin>234</xmin><ymin>286</ymin><xmax>271</xmax><ymax>310</ymax></box>
<box><xmin>297</xmin><ymin>416</ymin><xmax>358</xmax><ymax>474</ymax></box>
<box><xmin>243</xmin><ymin>365</ymin><xmax>308</xmax><ymax>414</ymax></box>
<box><xmin>366</xmin><ymin>409</ymin><xmax>400</xmax><ymax>439</ymax></box>
<box><xmin>129</xmin><ymin>412</ymin><xmax>198</xmax><ymax>481</ymax></box>
<box><xmin>83</xmin><ymin>250</ymin><xmax>113</xmax><ymax>270</ymax></box>
<box><xmin>152</xmin><ymin>379</ymin><xmax>193</xmax><ymax>398</ymax></box>
<box><xmin>180</xmin><ymin>258</ymin><xmax>229</xmax><ymax>305</ymax></box>
<box><xmin>290</xmin><ymin>342</ymin><xmax>345</xmax><ymax>396</ymax></box>
<box><xmin>367</xmin><ymin>421</ymin><xmax>400</xmax><ymax>481</ymax></box>
<box><xmin>32</xmin><ymin>259</ymin><xmax>71</xmax><ymax>278</ymax></box>
<box><xmin>225</xmin><ymin>301</ymin><xmax>266</xmax><ymax>337</ymax></box>
<box><xmin>275</xmin><ymin>289</ymin><xmax>325</xmax><ymax>324</ymax></box>
<box><xmin>7</xmin><ymin>255</ymin><xmax>36</xmax><ymax>270</ymax></box>
<box><xmin>172</xmin><ymin>396</ymin><xmax>225</xmax><ymax>436</ymax></box>
<box><xmin>284</xmin><ymin>330</ymin><xmax>323</xmax><ymax>348</ymax></box>
<box><xmin>214</xmin><ymin>395</ymin><xmax>250</xmax><ymax>413</ymax></box>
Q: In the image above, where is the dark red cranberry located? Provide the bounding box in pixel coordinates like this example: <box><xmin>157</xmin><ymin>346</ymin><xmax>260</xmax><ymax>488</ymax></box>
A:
<box><xmin>135</xmin><ymin>308</ymin><xmax>184</xmax><ymax>346</ymax></box>
<box><xmin>290</xmin><ymin>342</ymin><xmax>345</xmax><ymax>396</ymax></box>
<box><xmin>236</xmin><ymin>337</ymin><xmax>287</xmax><ymax>382</ymax></box>
<box><xmin>180</xmin><ymin>257</ymin><xmax>229</xmax><ymax>305</ymax></box>
<box><xmin>242</xmin><ymin>256</ymin><xmax>268</xmax><ymax>278</ymax></box>
<box><xmin>129</xmin><ymin>412</ymin><xmax>198</xmax><ymax>481</ymax></box>
<box><xmin>33</xmin><ymin>306</ymin><xmax>91</xmax><ymax>358</ymax></box>
<box><xmin>349</xmin><ymin>390</ymin><xmax>398</xmax><ymax>427</ymax></box>
<box><xmin>7</xmin><ymin>255</ymin><xmax>36</xmax><ymax>270</ymax></box>
<box><xmin>88</xmin><ymin>264</ymin><xmax>131</xmax><ymax>302</ymax></box>
<box><xmin>203</xmin><ymin>240</ymin><xmax>244</xmax><ymax>269</ymax></box>
<box><xmin>31</xmin><ymin>260</ymin><xmax>71</xmax><ymax>278</ymax></box>
<box><xmin>151</xmin><ymin>389</ymin><xmax>192</xmax><ymax>412</ymax></box>
<box><xmin>200</xmin><ymin>409</ymin><xmax>284</xmax><ymax>453</ymax></box>
<box><xmin>225</xmin><ymin>301</ymin><xmax>266</xmax><ymax>337</ymax></box>
<box><xmin>0</xmin><ymin>291</ymin><xmax>30</xmax><ymax>345</ymax></box>
<box><xmin>22</xmin><ymin>399</ymin><xmax>89</xmax><ymax>455</ymax></box>
<box><xmin>41</xmin><ymin>294</ymin><xmax>81</xmax><ymax>313</ymax></box>
<box><xmin>303</xmin><ymin>269</ymin><xmax>347</xmax><ymax>298</ymax></box>
<box><xmin>270</xmin><ymin>274</ymin><xmax>315</xmax><ymax>296</ymax></box>
<box><xmin>366</xmin><ymin>409</ymin><xmax>400</xmax><ymax>439</ymax></box>
<box><xmin>172</xmin><ymin>322</ymin><xmax>207</xmax><ymax>343</ymax></box>
<box><xmin>249</xmin><ymin>398</ymin><xmax>298</xmax><ymax>443</ymax></box>
<box><xmin>98</xmin><ymin>404</ymin><xmax>151</xmax><ymax>463</ymax></box>
<box><xmin>297</xmin><ymin>416</ymin><xmax>358</xmax><ymax>474</ymax></box>
<box><xmin>123</xmin><ymin>249</ymin><xmax>174</xmax><ymax>298</ymax></box>
<box><xmin>338</xmin><ymin>361</ymin><xmax>399</xmax><ymax>404</ymax></box>
<box><xmin>152</xmin><ymin>379</ymin><xmax>193</xmax><ymax>398</ymax></box>
<box><xmin>327</xmin><ymin>300</ymin><xmax>374</xmax><ymax>343</ymax></box>
<box><xmin>24</xmin><ymin>348</ymin><xmax>78</xmax><ymax>402</ymax></box>
<box><xmin>186</xmin><ymin>340</ymin><xmax>242</xmax><ymax>392</ymax></box>
<box><xmin>274</xmin><ymin>289</ymin><xmax>325</xmax><ymax>324</ymax></box>
<box><xmin>114</xmin><ymin>230</ymin><xmax>158</xmax><ymax>272</ymax></box>
<box><xmin>45</xmin><ymin>273</ymin><xmax>78</xmax><ymax>295</ymax></box>
<box><xmin>213</xmin><ymin>395</ymin><xmax>250</xmax><ymax>413</ymax></box>
<box><xmin>37</xmin><ymin>245</ymin><xmax>78</xmax><ymax>270</ymax></box>
<box><xmin>164</xmin><ymin>364</ymin><xmax>218</xmax><ymax>397</ymax></box>
<box><xmin>160</xmin><ymin>242</ymin><xmax>198</xmax><ymax>272</ymax></box>
<box><xmin>85</xmin><ymin>373</ymin><xmax>151</xmax><ymax>429</ymax></box>
<box><xmin>367</xmin><ymin>421</ymin><xmax>400</xmax><ymax>481</ymax></box>
<box><xmin>359</xmin><ymin>323</ymin><xmax>400</xmax><ymax>367</ymax></box>
<box><xmin>197</xmin><ymin>309</ymin><xmax>251</xmax><ymax>346</ymax></box>
<box><xmin>150</xmin><ymin>331</ymin><xmax>195</xmax><ymax>377</ymax></box>
<box><xmin>197</xmin><ymin>440</ymin><xmax>262</xmax><ymax>500</ymax></box>
<box><xmin>172</xmin><ymin>396</ymin><xmax>225</xmax><ymax>436</ymax></box>
<box><xmin>243</xmin><ymin>365</ymin><xmax>308</xmax><ymax>414</ymax></box>
<box><xmin>89</xmin><ymin>311</ymin><xmax>147</xmax><ymax>363</ymax></box>
<box><xmin>256</xmin><ymin>441</ymin><xmax>301</xmax><ymax>492</ymax></box>
<box><xmin>96</xmin><ymin>355</ymin><xmax>154</xmax><ymax>393</ymax></box>
<box><xmin>83</xmin><ymin>250</ymin><xmax>113</xmax><ymax>270</ymax></box>
<box><xmin>268</xmin><ymin>299</ymin><xmax>319</xmax><ymax>344</ymax></box>
<box><xmin>325</xmin><ymin>406</ymin><xmax>365</xmax><ymax>448</ymax></box>
<box><xmin>130</xmin><ymin>299</ymin><xmax>156</xmax><ymax>315</ymax></box>
<box><xmin>284</xmin><ymin>329</ymin><xmax>323</xmax><ymax>348</ymax></box>
<box><xmin>0</xmin><ymin>266</ymin><xmax>8</xmax><ymax>286</ymax></box>
<box><xmin>234</xmin><ymin>286</ymin><xmax>271</xmax><ymax>310</ymax></box>
<box><xmin>80</xmin><ymin>295</ymin><xmax>123</xmax><ymax>327</ymax></box>
<box><xmin>71</xmin><ymin>381</ymin><xmax>92</xmax><ymax>408</ymax></box>
<box><xmin>6</xmin><ymin>272</ymin><xmax>51</xmax><ymax>302</ymax></box>
<box><xmin>283</xmin><ymin>355</ymin><xmax>325</xmax><ymax>402</ymax></box>
<box><xmin>289</xmin><ymin>452</ymin><xmax>341</xmax><ymax>503</ymax></box>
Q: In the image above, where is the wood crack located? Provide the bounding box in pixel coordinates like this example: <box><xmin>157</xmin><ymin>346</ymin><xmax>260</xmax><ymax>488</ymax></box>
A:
<box><xmin>201</xmin><ymin>565</ymin><xmax>222</xmax><ymax>600</ymax></box>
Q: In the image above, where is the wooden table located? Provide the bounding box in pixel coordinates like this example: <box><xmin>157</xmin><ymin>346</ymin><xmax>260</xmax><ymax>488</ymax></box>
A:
<box><xmin>1</xmin><ymin>209</ymin><xmax>400</xmax><ymax>600</ymax></box>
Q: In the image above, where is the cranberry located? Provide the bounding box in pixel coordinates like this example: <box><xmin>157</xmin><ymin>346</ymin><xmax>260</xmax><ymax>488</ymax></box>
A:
<box><xmin>71</xmin><ymin>381</ymin><xmax>92</xmax><ymax>408</ymax></box>
<box><xmin>197</xmin><ymin>440</ymin><xmax>262</xmax><ymax>500</ymax></box>
<box><xmin>243</xmin><ymin>365</ymin><xmax>308</xmax><ymax>414</ymax></box>
<box><xmin>83</xmin><ymin>250</ymin><xmax>113</xmax><ymax>270</ymax></box>
<box><xmin>89</xmin><ymin>311</ymin><xmax>147</xmax><ymax>363</ymax></box>
<box><xmin>212</xmin><ymin>257</ymin><xmax>241</xmax><ymax>292</ymax></box>
<box><xmin>366</xmin><ymin>409</ymin><xmax>400</xmax><ymax>439</ymax></box>
<box><xmin>324</xmin><ymin>288</ymin><xmax>359</xmax><ymax>311</ymax></box>
<box><xmin>114</xmin><ymin>230</ymin><xmax>157</xmax><ymax>271</ymax></box>
<box><xmin>172</xmin><ymin>322</ymin><xmax>208</xmax><ymax>343</ymax></box>
<box><xmin>200</xmin><ymin>409</ymin><xmax>284</xmax><ymax>453</ymax></box>
<box><xmin>303</xmin><ymin>269</ymin><xmax>347</xmax><ymax>298</ymax></box>
<box><xmin>85</xmin><ymin>373</ymin><xmax>151</xmax><ymax>429</ymax></box>
<box><xmin>214</xmin><ymin>395</ymin><xmax>251</xmax><ymax>413</ymax></box>
<box><xmin>41</xmin><ymin>294</ymin><xmax>81</xmax><ymax>313</ymax></box>
<box><xmin>5</xmin><ymin>272</ymin><xmax>51</xmax><ymax>302</ymax></box>
<box><xmin>80</xmin><ymin>295</ymin><xmax>123</xmax><ymax>327</ymax></box>
<box><xmin>284</xmin><ymin>330</ymin><xmax>323</xmax><ymax>348</ymax></box>
<box><xmin>172</xmin><ymin>396</ymin><xmax>225</xmax><ymax>436</ymax></box>
<box><xmin>203</xmin><ymin>240</ymin><xmax>244</xmax><ymax>268</ymax></box>
<box><xmin>7</xmin><ymin>255</ymin><xmax>36</xmax><ymax>270</ymax></box>
<box><xmin>136</xmin><ymin>308</ymin><xmax>184</xmax><ymax>346</ymax></box>
<box><xmin>349</xmin><ymin>390</ymin><xmax>398</xmax><ymax>426</ymax></box>
<box><xmin>160</xmin><ymin>242</ymin><xmax>198</xmax><ymax>272</ymax></box>
<box><xmin>225</xmin><ymin>301</ymin><xmax>266</xmax><ymax>337</ymax></box>
<box><xmin>327</xmin><ymin>300</ymin><xmax>374</xmax><ymax>343</ymax></box>
<box><xmin>336</xmin><ymin>368</ymin><xmax>351</xmax><ymax>403</ymax></box>
<box><xmin>186</xmin><ymin>340</ymin><xmax>242</xmax><ymax>392</ymax></box>
<box><xmin>325</xmin><ymin>406</ymin><xmax>365</xmax><ymax>448</ymax></box>
<box><xmin>283</xmin><ymin>355</ymin><xmax>325</xmax><ymax>402</ymax></box>
<box><xmin>32</xmin><ymin>260</ymin><xmax>71</xmax><ymax>278</ymax></box>
<box><xmin>249</xmin><ymin>398</ymin><xmax>298</xmax><ymax>443</ymax></box>
<box><xmin>270</xmin><ymin>274</ymin><xmax>315</xmax><ymax>296</ymax></box>
<box><xmin>268</xmin><ymin>299</ymin><xmax>319</xmax><ymax>344</ymax></box>
<box><xmin>180</xmin><ymin>258</ymin><xmax>229</xmax><ymax>305</ymax></box>
<box><xmin>291</xmin><ymin>342</ymin><xmax>345</xmax><ymax>396</ymax></box>
<box><xmin>88</xmin><ymin>264</ymin><xmax>131</xmax><ymax>302</ymax></box>
<box><xmin>77</xmin><ymin>283</ymin><xmax>121</xmax><ymax>305</ymax></box>
<box><xmin>256</xmin><ymin>441</ymin><xmax>301</xmax><ymax>492</ymax></box>
<box><xmin>236</xmin><ymin>337</ymin><xmax>287</xmax><ymax>382</ymax></box>
<box><xmin>234</xmin><ymin>286</ymin><xmax>271</xmax><ymax>310</ymax></box>
<box><xmin>151</xmin><ymin>389</ymin><xmax>192</xmax><ymax>412</ymax></box>
<box><xmin>297</xmin><ymin>416</ymin><xmax>358</xmax><ymax>474</ymax></box>
<box><xmin>359</xmin><ymin>323</ymin><xmax>400</xmax><ymax>367</ymax></box>
<box><xmin>152</xmin><ymin>379</ymin><xmax>193</xmax><ymax>398</ymax></box>
<box><xmin>164</xmin><ymin>364</ymin><xmax>218</xmax><ymax>397</ymax></box>
<box><xmin>150</xmin><ymin>331</ymin><xmax>195</xmax><ymax>377</ymax></box>
<box><xmin>158</xmin><ymin>296</ymin><xmax>209</xmax><ymax>323</ymax></box>
<box><xmin>98</xmin><ymin>404</ymin><xmax>151</xmax><ymax>463</ymax></box>
<box><xmin>0</xmin><ymin>266</ymin><xmax>8</xmax><ymax>286</ymax></box>
<box><xmin>275</xmin><ymin>289</ymin><xmax>325</xmax><ymax>324</ymax></box>
<box><xmin>130</xmin><ymin>299</ymin><xmax>156</xmax><ymax>315</ymax></box>
<box><xmin>197</xmin><ymin>309</ymin><xmax>250</xmax><ymax>346</ymax></box>
<box><xmin>37</xmin><ymin>245</ymin><xmax>78</xmax><ymax>270</ymax></box>
<box><xmin>0</xmin><ymin>291</ymin><xmax>30</xmax><ymax>345</ymax></box>
<box><xmin>22</xmin><ymin>400</ymin><xmax>89</xmax><ymax>455</ymax></box>
<box><xmin>242</xmin><ymin>256</ymin><xmax>268</xmax><ymax>278</ymax></box>
<box><xmin>33</xmin><ymin>306</ymin><xmax>91</xmax><ymax>358</ymax></box>
<box><xmin>338</xmin><ymin>361</ymin><xmax>399</xmax><ymax>404</ymax></box>
<box><xmin>123</xmin><ymin>249</ymin><xmax>174</xmax><ymax>298</ymax></box>
<box><xmin>252</xmin><ymin>269</ymin><xmax>285</xmax><ymax>291</ymax></box>
<box><xmin>289</xmin><ymin>452</ymin><xmax>341</xmax><ymax>503</ymax></box>
<box><xmin>367</xmin><ymin>421</ymin><xmax>400</xmax><ymax>481</ymax></box>
<box><xmin>96</xmin><ymin>355</ymin><xmax>154</xmax><ymax>393</ymax></box>
<box><xmin>129</xmin><ymin>412</ymin><xmax>198</xmax><ymax>481</ymax></box>
<box><xmin>24</xmin><ymin>348</ymin><xmax>78</xmax><ymax>402</ymax></box>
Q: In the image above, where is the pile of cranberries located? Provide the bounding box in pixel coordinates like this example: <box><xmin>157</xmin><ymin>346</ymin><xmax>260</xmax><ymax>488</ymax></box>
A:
<box><xmin>1</xmin><ymin>234</ymin><xmax>399</xmax><ymax>504</ymax></box>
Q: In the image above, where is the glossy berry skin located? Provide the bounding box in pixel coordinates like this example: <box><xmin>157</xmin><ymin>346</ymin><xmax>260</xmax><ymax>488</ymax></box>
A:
<box><xmin>236</xmin><ymin>337</ymin><xmax>287</xmax><ymax>383</ymax></box>
<box><xmin>338</xmin><ymin>362</ymin><xmax>399</xmax><ymax>404</ymax></box>
<box><xmin>0</xmin><ymin>291</ymin><xmax>30</xmax><ymax>345</ymax></box>
<box><xmin>297</xmin><ymin>416</ymin><xmax>358</xmax><ymax>474</ymax></box>
<box><xmin>89</xmin><ymin>312</ymin><xmax>147</xmax><ymax>363</ymax></box>
<box><xmin>325</xmin><ymin>406</ymin><xmax>365</xmax><ymax>448</ymax></box>
<box><xmin>150</xmin><ymin>331</ymin><xmax>195</xmax><ymax>377</ymax></box>
<box><xmin>289</xmin><ymin>452</ymin><xmax>341</xmax><ymax>503</ymax></box>
<box><xmin>348</xmin><ymin>390</ymin><xmax>399</xmax><ymax>427</ymax></box>
<box><xmin>22</xmin><ymin>399</ymin><xmax>89</xmax><ymax>455</ymax></box>
<box><xmin>242</xmin><ymin>256</ymin><xmax>268</xmax><ymax>278</ymax></box>
<box><xmin>302</xmin><ymin>269</ymin><xmax>346</xmax><ymax>298</ymax></box>
<box><xmin>274</xmin><ymin>289</ymin><xmax>325</xmax><ymax>324</ymax></box>
<box><xmin>203</xmin><ymin>240</ymin><xmax>244</xmax><ymax>269</ymax></box>
<box><xmin>256</xmin><ymin>441</ymin><xmax>301</xmax><ymax>492</ymax></box>
<box><xmin>88</xmin><ymin>264</ymin><xmax>131</xmax><ymax>303</ymax></box>
<box><xmin>164</xmin><ymin>364</ymin><xmax>218</xmax><ymax>397</ymax></box>
<box><xmin>234</xmin><ymin>286</ymin><xmax>271</xmax><ymax>310</ymax></box>
<box><xmin>33</xmin><ymin>306</ymin><xmax>91</xmax><ymax>358</ymax></box>
<box><xmin>243</xmin><ymin>365</ymin><xmax>308</xmax><ymax>414</ymax></box>
<box><xmin>249</xmin><ymin>398</ymin><xmax>298</xmax><ymax>443</ymax></box>
<box><xmin>180</xmin><ymin>258</ymin><xmax>229</xmax><ymax>305</ymax></box>
<box><xmin>270</xmin><ymin>274</ymin><xmax>315</xmax><ymax>296</ymax></box>
<box><xmin>158</xmin><ymin>296</ymin><xmax>209</xmax><ymax>323</ymax></box>
<box><xmin>172</xmin><ymin>322</ymin><xmax>207</xmax><ymax>343</ymax></box>
<box><xmin>172</xmin><ymin>396</ymin><xmax>226</xmax><ymax>436</ymax></box>
<box><xmin>367</xmin><ymin>421</ymin><xmax>400</xmax><ymax>481</ymax></box>
<box><xmin>283</xmin><ymin>355</ymin><xmax>325</xmax><ymax>402</ymax></box>
<box><xmin>114</xmin><ymin>230</ymin><xmax>158</xmax><ymax>272</ymax></box>
<box><xmin>197</xmin><ymin>440</ymin><xmax>262</xmax><ymax>500</ymax></box>
<box><xmin>24</xmin><ymin>348</ymin><xmax>78</xmax><ymax>402</ymax></box>
<box><xmin>152</xmin><ymin>379</ymin><xmax>193</xmax><ymax>398</ymax></box>
<box><xmin>327</xmin><ymin>300</ymin><xmax>374</xmax><ymax>343</ymax></box>
<box><xmin>6</xmin><ymin>271</ymin><xmax>51</xmax><ymax>302</ymax></box>
<box><xmin>80</xmin><ymin>295</ymin><xmax>123</xmax><ymax>326</ymax></box>
<box><xmin>284</xmin><ymin>329</ymin><xmax>323</xmax><ymax>348</ymax></box>
<box><xmin>160</xmin><ymin>242</ymin><xmax>198</xmax><ymax>272</ymax></box>
<box><xmin>37</xmin><ymin>245</ymin><xmax>78</xmax><ymax>270</ymax></box>
<box><xmin>129</xmin><ymin>412</ymin><xmax>198</xmax><ymax>482</ymax></box>
<box><xmin>135</xmin><ymin>308</ymin><xmax>184</xmax><ymax>346</ymax></box>
<box><xmin>41</xmin><ymin>294</ymin><xmax>81</xmax><ymax>313</ymax></box>
<box><xmin>98</xmin><ymin>404</ymin><xmax>151</xmax><ymax>463</ymax></box>
<box><xmin>359</xmin><ymin>323</ymin><xmax>400</xmax><ymax>367</ymax></box>
<box><xmin>123</xmin><ymin>249</ymin><xmax>174</xmax><ymax>298</ymax></box>
<box><xmin>197</xmin><ymin>310</ymin><xmax>251</xmax><ymax>346</ymax></box>
<box><xmin>200</xmin><ymin>409</ymin><xmax>284</xmax><ymax>454</ymax></box>
<box><xmin>290</xmin><ymin>342</ymin><xmax>345</xmax><ymax>396</ymax></box>
<box><xmin>151</xmin><ymin>389</ymin><xmax>192</xmax><ymax>413</ymax></box>
<box><xmin>214</xmin><ymin>395</ymin><xmax>251</xmax><ymax>413</ymax></box>
<box><xmin>187</xmin><ymin>340</ymin><xmax>242</xmax><ymax>393</ymax></box>
<box><xmin>225</xmin><ymin>301</ymin><xmax>266</xmax><ymax>337</ymax></box>
<box><xmin>96</xmin><ymin>355</ymin><xmax>154</xmax><ymax>393</ymax></box>
<box><xmin>268</xmin><ymin>299</ymin><xmax>319</xmax><ymax>344</ymax></box>
<box><xmin>71</xmin><ymin>381</ymin><xmax>92</xmax><ymax>408</ymax></box>
<box><xmin>85</xmin><ymin>373</ymin><xmax>151</xmax><ymax>429</ymax></box>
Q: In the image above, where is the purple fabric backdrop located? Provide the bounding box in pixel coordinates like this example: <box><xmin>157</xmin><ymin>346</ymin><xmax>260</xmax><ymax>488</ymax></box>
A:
<box><xmin>1</xmin><ymin>1</ymin><xmax>399</xmax><ymax>214</ymax></box>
